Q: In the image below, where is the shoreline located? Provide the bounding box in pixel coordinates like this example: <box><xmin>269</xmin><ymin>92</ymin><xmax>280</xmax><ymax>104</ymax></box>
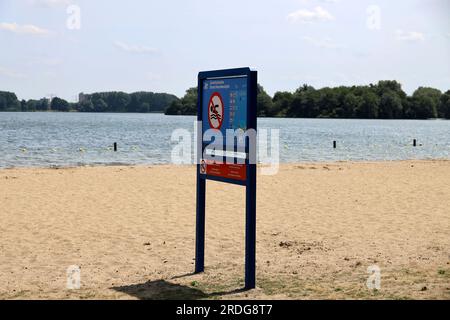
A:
<box><xmin>1</xmin><ymin>110</ymin><xmax>449</xmax><ymax>120</ymax></box>
<box><xmin>1</xmin><ymin>158</ymin><xmax>450</xmax><ymax>171</ymax></box>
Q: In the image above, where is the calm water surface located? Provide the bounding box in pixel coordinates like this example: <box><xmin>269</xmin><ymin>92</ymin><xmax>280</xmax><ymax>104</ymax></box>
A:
<box><xmin>0</xmin><ymin>112</ymin><xmax>449</xmax><ymax>168</ymax></box>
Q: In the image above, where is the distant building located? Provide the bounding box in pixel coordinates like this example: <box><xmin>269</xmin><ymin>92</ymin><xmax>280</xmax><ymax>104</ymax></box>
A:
<box><xmin>79</xmin><ymin>92</ymin><xmax>87</xmax><ymax>103</ymax></box>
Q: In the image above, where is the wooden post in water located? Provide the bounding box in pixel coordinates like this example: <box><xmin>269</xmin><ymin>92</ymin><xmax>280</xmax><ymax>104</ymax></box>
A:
<box><xmin>413</xmin><ymin>139</ymin><xmax>417</xmax><ymax>147</ymax></box>
<box><xmin>333</xmin><ymin>141</ymin><xmax>337</xmax><ymax>149</ymax></box>
<box><xmin>114</xmin><ymin>142</ymin><xmax>117</xmax><ymax>152</ymax></box>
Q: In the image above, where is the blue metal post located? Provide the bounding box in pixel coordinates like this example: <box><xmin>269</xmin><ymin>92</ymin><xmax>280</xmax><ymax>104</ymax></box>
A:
<box><xmin>195</xmin><ymin>75</ymin><xmax>206</xmax><ymax>274</ymax></box>
<box><xmin>245</xmin><ymin>70</ymin><xmax>257</xmax><ymax>289</ymax></box>
<box><xmin>245</xmin><ymin>165</ymin><xmax>257</xmax><ymax>289</ymax></box>
<box><xmin>195</xmin><ymin>174</ymin><xmax>206</xmax><ymax>273</ymax></box>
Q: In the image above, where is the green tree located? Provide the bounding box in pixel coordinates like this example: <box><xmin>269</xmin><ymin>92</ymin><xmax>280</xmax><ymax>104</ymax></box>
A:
<box><xmin>257</xmin><ymin>85</ymin><xmax>273</xmax><ymax>117</ymax></box>
<box><xmin>356</xmin><ymin>90</ymin><xmax>379</xmax><ymax>118</ymax></box>
<box><xmin>342</xmin><ymin>93</ymin><xmax>360</xmax><ymax>118</ymax></box>
<box><xmin>165</xmin><ymin>100</ymin><xmax>184</xmax><ymax>115</ymax></box>
<box><xmin>74</xmin><ymin>91</ymin><xmax>177</xmax><ymax>113</ymax></box>
<box><xmin>375</xmin><ymin>80</ymin><xmax>407</xmax><ymax>99</ymax></box>
<box><xmin>139</xmin><ymin>102</ymin><xmax>150</xmax><ymax>113</ymax></box>
<box><xmin>317</xmin><ymin>88</ymin><xmax>339</xmax><ymax>118</ymax></box>
<box><xmin>272</xmin><ymin>91</ymin><xmax>293</xmax><ymax>117</ymax></box>
<box><xmin>50</xmin><ymin>97</ymin><xmax>70</xmax><ymax>112</ymax></box>
<box><xmin>379</xmin><ymin>91</ymin><xmax>403</xmax><ymax>119</ymax></box>
<box><xmin>110</xmin><ymin>92</ymin><xmax>130</xmax><ymax>112</ymax></box>
<box><xmin>409</xmin><ymin>87</ymin><xmax>440</xmax><ymax>119</ymax></box>
<box><xmin>127</xmin><ymin>94</ymin><xmax>140</xmax><ymax>112</ymax></box>
<box><xmin>93</xmin><ymin>98</ymin><xmax>108</xmax><ymax>112</ymax></box>
<box><xmin>20</xmin><ymin>99</ymin><xmax>27</xmax><ymax>112</ymax></box>
<box><xmin>165</xmin><ymin>88</ymin><xmax>196</xmax><ymax>115</ymax></box>
<box><xmin>440</xmin><ymin>90</ymin><xmax>450</xmax><ymax>119</ymax></box>
<box><xmin>413</xmin><ymin>87</ymin><xmax>441</xmax><ymax>118</ymax></box>
<box><xmin>0</xmin><ymin>91</ymin><xmax>20</xmax><ymax>111</ymax></box>
<box><xmin>78</xmin><ymin>100</ymin><xmax>94</xmax><ymax>112</ymax></box>
<box><xmin>287</xmin><ymin>85</ymin><xmax>317</xmax><ymax>118</ymax></box>
<box><xmin>179</xmin><ymin>87</ymin><xmax>197</xmax><ymax>115</ymax></box>
<box><xmin>412</xmin><ymin>95</ymin><xmax>436</xmax><ymax>119</ymax></box>
<box><xmin>295</xmin><ymin>84</ymin><xmax>315</xmax><ymax>95</ymax></box>
<box><xmin>0</xmin><ymin>95</ymin><xmax>6</xmax><ymax>111</ymax></box>
<box><xmin>25</xmin><ymin>100</ymin><xmax>37</xmax><ymax>112</ymax></box>
<box><xmin>36</xmin><ymin>98</ymin><xmax>50</xmax><ymax>111</ymax></box>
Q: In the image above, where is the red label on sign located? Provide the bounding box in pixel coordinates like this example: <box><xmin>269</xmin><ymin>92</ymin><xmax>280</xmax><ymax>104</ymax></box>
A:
<box><xmin>207</xmin><ymin>92</ymin><xmax>224</xmax><ymax>130</ymax></box>
<box><xmin>203</xmin><ymin>160</ymin><xmax>246</xmax><ymax>181</ymax></box>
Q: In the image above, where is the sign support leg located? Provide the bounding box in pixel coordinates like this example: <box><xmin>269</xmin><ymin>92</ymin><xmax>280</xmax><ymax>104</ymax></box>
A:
<box><xmin>245</xmin><ymin>163</ymin><xmax>257</xmax><ymax>289</ymax></box>
<box><xmin>195</xmin><ymin>174</ymin><xmax>206</xmax><ymax>273</ymax></box>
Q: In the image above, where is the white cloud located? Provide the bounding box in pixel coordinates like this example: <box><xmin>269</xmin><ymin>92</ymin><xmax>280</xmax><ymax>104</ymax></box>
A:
<box><xmin>0</xmin><ymin>67</ymin><xmax>27</xmax><ymax>79</ymax></box>
<box><xmin>287</xmin><ymin>6</ymin><xmax>334</xmax><ymax>24</ymax></box>
<box><xmin>0</xmin><ymin>22</ymin><xmax>50</xmax><ymax>35</ymax></box>
<box><xmin>114</xmin><ymin>41</ymin><xmax>158</xmax><ymax>54</ymax></box>
<box><xmin>302</xmin><ymin>36</ymin><xmax>345</xmax><ymax>49</ymax></box>
<box><xmin>395</xmin><ymin>30</ymin><xmax>425</xmax><ymax>42</ymax></box>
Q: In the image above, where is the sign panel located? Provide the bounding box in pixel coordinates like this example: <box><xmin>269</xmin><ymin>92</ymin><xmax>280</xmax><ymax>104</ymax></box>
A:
<box><xmin>202</xmin><ymin>77</ymin><xmax>248</xmax><ymax>134</ymax></box>
<box><xmin>200</xmin><ymin>76</ymin><xmax>249</xmax><ymax>182</ymax></box>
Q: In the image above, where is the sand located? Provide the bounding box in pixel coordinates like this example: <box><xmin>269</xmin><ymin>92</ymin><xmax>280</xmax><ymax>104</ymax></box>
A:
<box><xmin>0</xmin><ymin>160</ymin><xmax>449</xmax><ymax>300</ymax></box>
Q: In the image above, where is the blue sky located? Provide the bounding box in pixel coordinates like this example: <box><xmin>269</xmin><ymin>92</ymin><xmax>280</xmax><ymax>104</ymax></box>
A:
<box><xmin>0</xmin><ymin>0</ymin><xmax>449</xmax><ymax>101</ymax></box>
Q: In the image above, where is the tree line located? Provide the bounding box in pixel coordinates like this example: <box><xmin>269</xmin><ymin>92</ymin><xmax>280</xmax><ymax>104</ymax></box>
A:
<box><xmin>1</xmin><ymin>81</ymin><xmax>450</xmax><ymax>119</ymax></box>
<box><xmin>0</xmin><ymin>91</ymin><xmax>178</xmax><ymax>113</ymax></box>
<box><xmin>165</xmin><ymin>80</ymin><xmax>450</xmax><ymax>119</ymax></box>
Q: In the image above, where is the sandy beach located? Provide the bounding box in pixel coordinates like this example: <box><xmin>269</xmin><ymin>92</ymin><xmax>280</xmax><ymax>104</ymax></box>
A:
<box><xmin>0</xmin><ymin>160</ymin><xmax>449</xmax><ymax>300</ymax></box>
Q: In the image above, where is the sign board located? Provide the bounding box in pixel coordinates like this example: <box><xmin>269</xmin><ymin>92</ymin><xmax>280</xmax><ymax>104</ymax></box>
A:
<box><xmin>201</xmin><ymin>75</ymin><xmax>250</xmax><ymax>182</ymax></box>
<box><xmin>195</xmin><ymin>67</ymin><xmax>257</xmax><ymax>289</ymax></box>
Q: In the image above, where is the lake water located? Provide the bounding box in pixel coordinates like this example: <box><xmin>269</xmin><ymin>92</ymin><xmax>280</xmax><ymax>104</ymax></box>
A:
<box><xmin>0</xmin><ymin>112</ymin><xmax>449</xmax><ymax>168</ymax></box>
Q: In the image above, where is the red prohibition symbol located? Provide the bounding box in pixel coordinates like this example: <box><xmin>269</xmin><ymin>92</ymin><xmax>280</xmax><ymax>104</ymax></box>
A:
<box><xmin>208</xmin><ymin>92</ymin><xmax>224</xmax><ymax>130</ymax></box>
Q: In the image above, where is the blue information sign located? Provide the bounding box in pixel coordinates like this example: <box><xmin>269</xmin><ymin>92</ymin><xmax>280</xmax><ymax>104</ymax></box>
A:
<box><xmin>195</xmin><ymin>68</ymin><xmax>257</xmax><ymax>289</ymax></box>
<box><xmin>200</xmin><ymin>76</ymin><xmax>249</xmax><ymax>182</ymax></box>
